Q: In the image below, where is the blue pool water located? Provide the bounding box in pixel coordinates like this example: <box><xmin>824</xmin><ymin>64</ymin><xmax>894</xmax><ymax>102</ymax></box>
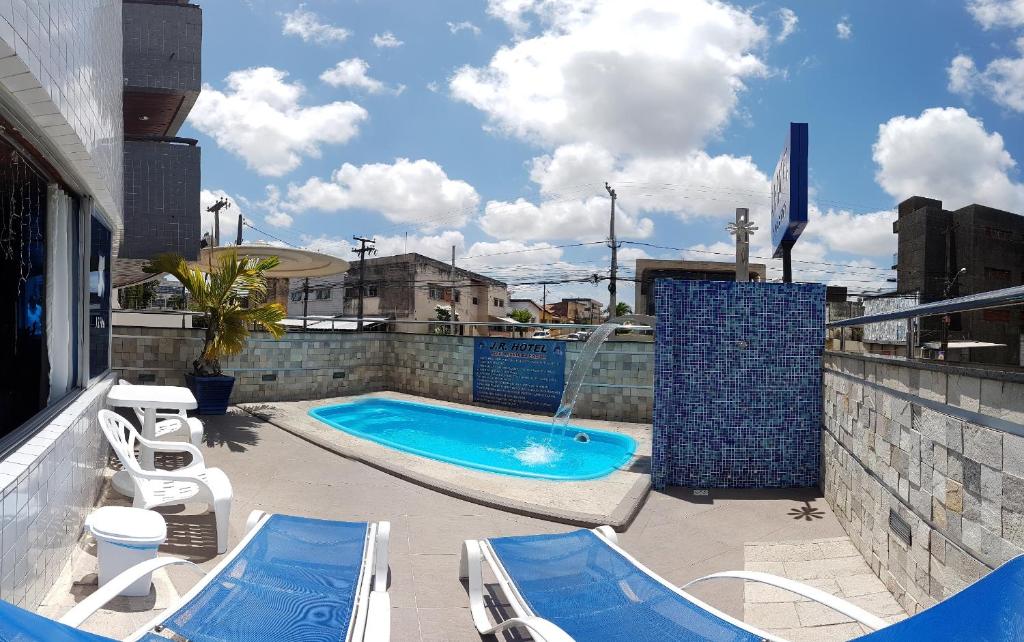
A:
<box><xmin>309</xmin><ymin>399</ymin><xmax>636</xmax><ymax>481</ymax></box>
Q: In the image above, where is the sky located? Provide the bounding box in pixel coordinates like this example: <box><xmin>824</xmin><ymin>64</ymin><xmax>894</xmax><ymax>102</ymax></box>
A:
<box><xmin>185</xmin><ymin>0</ymin><xmax>1024</xmax><ymax>309</ymax></box>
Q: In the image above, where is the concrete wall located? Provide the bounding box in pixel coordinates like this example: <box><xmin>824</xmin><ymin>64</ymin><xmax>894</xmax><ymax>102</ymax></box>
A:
<box><xmin>112</xmin><ymin>328</ymin><xmax>654</xmax><ymax>422</ymax></box>
<box><xmin>822</xmin><ymin>351</ymin><xmax>1024</xmax><ymax>615</ymax></box>
<box><xmin>0</xmin><ymin>377</ymin><xmax>113</xmax><ymax>610</ymax></box>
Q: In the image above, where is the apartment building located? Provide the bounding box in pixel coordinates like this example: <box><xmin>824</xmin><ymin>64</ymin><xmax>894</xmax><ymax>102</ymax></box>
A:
<box><xmin>547</xmin><ymin>298</ymin><xmax>604</xmax><ymax>324</ymax></box>
<box><xmin>288</xmin><ymin>253</ymin><xmax>512</xmax><ymax>334</ymax></box>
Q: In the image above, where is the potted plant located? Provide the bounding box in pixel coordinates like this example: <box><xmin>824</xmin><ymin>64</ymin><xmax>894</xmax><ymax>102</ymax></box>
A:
<box><xmin>145</xmin><ymin>252</ymin><xmax>286</xmax><ymax>414</ymax></box>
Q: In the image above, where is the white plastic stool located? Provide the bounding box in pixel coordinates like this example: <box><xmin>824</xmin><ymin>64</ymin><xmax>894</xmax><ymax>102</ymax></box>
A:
<box><xmin>85</xmin><ymin>506</ymin><xmax>167</xmax><ymax>597</ymax></box>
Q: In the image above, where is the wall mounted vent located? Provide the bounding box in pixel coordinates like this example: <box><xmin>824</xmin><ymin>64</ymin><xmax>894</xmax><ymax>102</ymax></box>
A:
<box><xmin>889</xmin><ymin>509</ymin><xmax>912</xmax><ymax>546</ymax></box>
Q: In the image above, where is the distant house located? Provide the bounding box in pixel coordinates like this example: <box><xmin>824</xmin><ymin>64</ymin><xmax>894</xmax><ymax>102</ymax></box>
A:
<box><xmin>634</xmin><ymin>259</ymin><xmax>767</xmax><ymax>316</ymax></box>
<box><xmin>547</xmin><ymin>298</ymin><xmax>604</xmax><ymax>324</ymax></box>
<box><xmin>287</xmin><ymin>253</ymin><xmax>511</xmax><ymax>335</ymax></box>
<box><xmin>510</xmin><ymin>298</ymin><xmax>544</xmax><ymax>322</ymax></box>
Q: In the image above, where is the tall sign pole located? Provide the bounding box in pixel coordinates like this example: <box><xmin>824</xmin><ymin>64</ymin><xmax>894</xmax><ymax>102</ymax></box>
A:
<box><xmin>770</xmin><ymin>123</ymin><xmax>808</xmax><ymax>283</ymax></box>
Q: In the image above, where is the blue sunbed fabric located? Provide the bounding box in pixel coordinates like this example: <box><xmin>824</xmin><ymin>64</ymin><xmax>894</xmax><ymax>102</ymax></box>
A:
<box><xmin>855</xmin><ymin>555</ymin><xmax>1024</xmax><ymax>641</ymax></box>
<box><xmin>488</xmin><ymin>529</ymin><xmax>762</xmax><ymax>641</ymax></box>
<box><xmin>159</xmin><ymin>514</ymin><xmax>369</xmax><ymax>642</ymax></box>
<box><xmin>0</xmin><ymin>600</ymin><xmax>118</xmax><ymax>641</ymax></box>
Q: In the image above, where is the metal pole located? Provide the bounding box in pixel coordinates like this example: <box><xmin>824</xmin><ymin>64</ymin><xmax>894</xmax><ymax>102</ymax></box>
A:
<box><xmin>302</xmin><ymin>277</ymin><xmax>309</xmax><ymax>330</ymax></box>
<box><xmin>782</xmin><ymin>241</ymin><xmax>794</xmax><ymax>283</ymax></box>
<box><xmin>542</xmin><ymin>283</ymin><xmax>547</xmax><ymax>323</ymax></box>
<box><xmin>840</xmin><ymin>326</ymin><xmax>846</xmax><ymax>351</ymax></box>
<box><xmin>605</xmin><ymin>182</ymin><xmax>617</xmax><ymax>318</ymax></box>
<box><xmin>735</xmin><ymin>208</ymin><xmax>750</xmax><ymax>283</ymax></box>
<box><xmin>906</xmin><ymin>317</ymin><xmax>914</xmax><ymax>358</ymax></box>
<box><xmin>450</xmin><ymin>245</ymin><xmax>456</xmax><ymax>337</ymax></box>
<box><xmin>235</xmin><ymin>213</ymin><xmax>243</xmax><ymax>245</ymax></box>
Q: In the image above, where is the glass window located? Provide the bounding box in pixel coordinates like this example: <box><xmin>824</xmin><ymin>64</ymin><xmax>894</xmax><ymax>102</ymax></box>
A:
<box><xmin>315</xmin><ymin>288</ymin><xmax>331</xmax><ymax>300</ymax></box>
<box><xmin>291</xmin><ymin>291</ymin><xmax>302</xmax><ymax>302</ymax></box>
<box><xmin>367</xmin><ymin>285</ymin><xmax>378</xmax><ymax>297</ymax></box>
<box><xmin>0</xmin><ymin>143</ymin><xmax>49</xmax><ymax>437</ymax></box>
<box><xmin>89</xmin><ymin>216</ymin><xmax>111</xmax><ymax>379</ymax></box>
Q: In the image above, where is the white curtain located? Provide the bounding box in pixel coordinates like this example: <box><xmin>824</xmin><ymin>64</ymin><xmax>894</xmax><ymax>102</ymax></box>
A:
<box><xmin>46</xmin><ymin>185</ymin><xmax>74</xmax><ymax>401</ymax></box>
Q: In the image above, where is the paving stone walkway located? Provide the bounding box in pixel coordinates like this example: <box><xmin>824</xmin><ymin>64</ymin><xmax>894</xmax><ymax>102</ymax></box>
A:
<box><xmin>744</xmin><ymin>537</ymin><xmax>908</xmax><ymax>641</ymax></box>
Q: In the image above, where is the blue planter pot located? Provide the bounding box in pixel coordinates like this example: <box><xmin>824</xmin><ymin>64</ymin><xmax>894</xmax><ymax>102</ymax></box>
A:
<box><xmin>185</xmin><ymin>374</ymin><xmax>235</xmax><ymax>415</ymax></box>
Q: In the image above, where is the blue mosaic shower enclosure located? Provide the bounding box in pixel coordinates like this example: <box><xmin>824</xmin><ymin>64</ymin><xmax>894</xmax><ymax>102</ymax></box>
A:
<box><xmin>652</xmin><ymin>280</ymin><xmax>825</xmax><ymax>489</ymax></box>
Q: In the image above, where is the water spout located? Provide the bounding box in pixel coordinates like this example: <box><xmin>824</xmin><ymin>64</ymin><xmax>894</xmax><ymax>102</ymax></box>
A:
<box><xmin>550</xmin><ymin>314</ymin><xmax>655</xmax><ymax>445</ymax></box>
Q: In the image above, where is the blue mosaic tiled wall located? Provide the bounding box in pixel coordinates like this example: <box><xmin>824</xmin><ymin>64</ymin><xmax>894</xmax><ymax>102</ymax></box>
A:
<box><xmin>652</xmin><ymin>280</ymin><xmax>825</xmax><ymax>489</ymax></box>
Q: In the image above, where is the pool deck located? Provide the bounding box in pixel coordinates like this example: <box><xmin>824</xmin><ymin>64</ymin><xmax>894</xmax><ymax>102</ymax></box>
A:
<box><xmin>39</xmin><ymin>408</ymin><xmax>905</xmax><ymax>641</ymax></box>
<box><xmin>240</xmin><ymin>391</ymin><xmax>652</xmax><ymax>528</ymax></box>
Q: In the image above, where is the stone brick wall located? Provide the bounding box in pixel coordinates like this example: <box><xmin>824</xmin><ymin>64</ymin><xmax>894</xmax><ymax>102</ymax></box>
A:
<box><xmin>822</xmin><ymin>351</ymin><xmax>1024</xmax><ymax>615</ymax></box>
<box><xmin>112</xmin><ymin>328</ymin><xmax>654</xmax><ymax>422</ymax></box>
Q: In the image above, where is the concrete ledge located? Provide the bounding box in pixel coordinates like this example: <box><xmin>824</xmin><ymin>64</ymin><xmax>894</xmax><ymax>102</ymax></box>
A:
<box><xmin>239</xmin><ymin>391</ymin><xmax>652</xmax><ymax>529</ymax></box>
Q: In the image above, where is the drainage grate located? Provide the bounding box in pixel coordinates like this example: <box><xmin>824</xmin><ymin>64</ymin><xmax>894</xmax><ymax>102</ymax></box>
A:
<box><xmin>261</xmin><ymin>373</ymin><xmax>277</xmax><ymax>382</ymax></box>
<box><xmin>889</xmin><ymin>509</ymin><xmax>912</xmax><ymax>546</ymax></box>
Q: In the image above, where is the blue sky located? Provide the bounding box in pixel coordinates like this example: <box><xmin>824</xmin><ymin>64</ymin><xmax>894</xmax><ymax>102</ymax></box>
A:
<box><xmin>185</xmin><ymin>0</ymin><xmax>1024</xmax><ymax>307</ymax></box>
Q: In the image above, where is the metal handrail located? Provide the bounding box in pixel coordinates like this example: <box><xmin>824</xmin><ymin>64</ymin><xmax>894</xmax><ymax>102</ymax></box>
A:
<box><xmin>828</xmin><ymin>285</ymin><xmax>1024</xmax><ymax>328</ymax></box>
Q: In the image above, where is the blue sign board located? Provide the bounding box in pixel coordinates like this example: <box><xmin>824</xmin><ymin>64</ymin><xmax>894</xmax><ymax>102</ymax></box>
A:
<box><xmin>473</xmin><ymin>339</ymin><xmax>566</xmax><ymax>413</ymax></box>
<box><xmin>770</xmin><ymin>122</ymin><xmax>809</xmax><ymax>258</ymax></box>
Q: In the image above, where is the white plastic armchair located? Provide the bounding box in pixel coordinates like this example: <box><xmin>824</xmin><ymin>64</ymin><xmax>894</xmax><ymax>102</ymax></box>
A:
<box><xmin>118</xmin><ymin>379</ymin><xmax>203</xmax><ymax>446</ymax></box>
<box><xmin>98</xmin><ymin>409</ymin><xmax>233</xmax><ymax>554</ymax></box>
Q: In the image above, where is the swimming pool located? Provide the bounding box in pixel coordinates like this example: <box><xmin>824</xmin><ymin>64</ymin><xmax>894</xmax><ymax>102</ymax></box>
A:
<box><xmin>309</xmin><ymin>399</ymin><xmax>636</xmax><ymax>481</ymax></box>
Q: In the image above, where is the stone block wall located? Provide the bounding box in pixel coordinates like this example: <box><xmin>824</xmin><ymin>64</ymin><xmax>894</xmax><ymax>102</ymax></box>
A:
<box><xmin>822</xmin><ymin>351</ymin><xmax>1024</xmax><ymax>615</ymax></box>
<box><xmin>112</xmin><ymin>328</ymin><xmax>655</xmax><ymax>422</ymax></box>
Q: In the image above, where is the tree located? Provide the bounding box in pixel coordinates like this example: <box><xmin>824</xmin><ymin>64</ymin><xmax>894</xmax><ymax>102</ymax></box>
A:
<box><xmin>509</xmin><ymin>308</ymin><xmax>534</xmax><ymax>323</ymax></box>
<box><xmin>614</xmin><ymin>302</ymin><xmax>632</xmax><ymax>318</ymax></box>
<box><xmin>145</xmin><ymin>252</ymin><xmax>286</xmax><ymax>376</ymax></box>
<box><xmin>433</xmin><ymin>305</ymin><xmax>459</xmax><ymax>334</ymax></box>
<box><xmin>117</xmin><ymin>281</ymin><xmax>158</xmax><ymax>309</ymax></box>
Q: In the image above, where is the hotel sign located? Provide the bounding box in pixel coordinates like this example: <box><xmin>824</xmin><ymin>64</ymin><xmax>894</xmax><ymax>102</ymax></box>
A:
<box><xmin>473</xmin><ymin>339</ymin><xmax>566</xmax><ymax>413</ymax></box>
<box><xmin>770</xmin><ymin>122</ymin><xmax>809</xmax><ymax>258</ymax></box>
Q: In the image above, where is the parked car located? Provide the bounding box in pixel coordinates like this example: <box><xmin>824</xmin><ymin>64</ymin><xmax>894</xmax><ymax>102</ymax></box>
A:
<box><xmin>531</xmin><ymin>329</ymin><xmax>552</xmax><ymax>339</ymax></box>
<box><xmin>563</xmin><ymin>332</ymin><xmax>583</xmax><ymax>341</ymax></box>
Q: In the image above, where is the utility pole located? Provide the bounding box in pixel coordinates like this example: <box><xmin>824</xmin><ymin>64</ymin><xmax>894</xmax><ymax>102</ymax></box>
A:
<box><xmin>352</xmin><ymin>236</ymin><xmax>377</xmax><ymax>331</ymax></box>
<box><xmin>542</xmin><ymin>283</ymin><xmax>547</xmax><ymax>323</ymax></box>
<box><xmin>450</xmin><ymin>245</ymin><xmax>457</xmax><ymax>337</ymax></box>
<box><xmin>302</xmin><ymin>277</ymin><xmax>309</xmax><ymax>330</ymax></box>
<box><xmin>605</xmin><ymin>182</ymin><xmax>618</xmax><ymax>319</ymax></box>
<box><xmin>205</xmin><ymin>197</ymin><xmax>230</xmax><ymax>247</ymax></box>
<box><xmin>235</xmin><ymin>213</ymin><xmax>243</xmax><ymax>245</ymax></box>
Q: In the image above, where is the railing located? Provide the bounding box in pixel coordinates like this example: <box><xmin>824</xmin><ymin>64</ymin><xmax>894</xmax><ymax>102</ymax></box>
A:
<box><xmin>827</xmin><ymin>285</ymin><xmax>1024</xmax><ymax>358</ymax></box>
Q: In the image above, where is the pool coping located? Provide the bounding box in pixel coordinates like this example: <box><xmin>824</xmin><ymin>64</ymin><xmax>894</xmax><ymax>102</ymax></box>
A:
<box><xmin>239</xmin><ymin>391</ymin><xmax>652</xmax><ymax>529</ymax></box>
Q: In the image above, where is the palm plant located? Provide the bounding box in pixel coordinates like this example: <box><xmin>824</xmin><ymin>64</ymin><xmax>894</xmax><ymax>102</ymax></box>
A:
<box><xmin>145</xmin><ymin>252</ymin><xmax>286</xmax><ymax>376</ymax></box>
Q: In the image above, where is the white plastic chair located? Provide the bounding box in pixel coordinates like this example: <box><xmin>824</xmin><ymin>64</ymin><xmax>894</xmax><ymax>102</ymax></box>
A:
<box><xmin>117</xmin><ymin>379</ymin><xmax>203</xmax><ymax>446</ymax></box>
<box><xmin>98</xmin><ymin>409</ymin><xmax>233</xmax><ymax>554</ymax></box>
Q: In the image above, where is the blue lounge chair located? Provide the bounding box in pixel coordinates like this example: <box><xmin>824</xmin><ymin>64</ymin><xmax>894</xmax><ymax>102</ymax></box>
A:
<box><xmin>461</xmin><ymin>526</ymin><xmax>1024</xmax><ymax>641</ymax></box>
<box><xmin>0</xmin><ymin>511</ymin><xmax>390</xmax><ymax>641</ymax></box>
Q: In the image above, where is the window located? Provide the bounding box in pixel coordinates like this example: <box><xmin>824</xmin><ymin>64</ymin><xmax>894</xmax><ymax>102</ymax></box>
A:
<box><xmin>89</xmin><ymin>215</ymin><xmax>111</xmax><ymax>379</ymax></box>
<box><xmin>493</xmin><ymin>298</ymin><xmax>505</xmax><ymax>308</ymax></box>
<box><xmin>984</xmin><ymin>267</ymin><xmax>1011</xmax><ymax>282</ymax></box>
<box><xmin>367</xmin><ymin>285</ymin><xmax>378</xmax><ymax>297</ymax></box>
<box><xmin>984</xmin><ymin>226</ymin><xmax>1012</xmax><ymax>241</ymax></box>
<box><xmin>291</xmin><ymin>291</ymin><xmax>302</xmax><ymax>302</ymax></box>
<box><xmin>453</xmin><ymin>289</ymin><xmax>460</xmax><ymax>303</ymax></box>
<box><xmin>315</xmin><ymin>288</ymin><xmax>331</xmax><ymax>300</ymax></box>
<box><xmin>472</xmin><ymin>296</ymin><xmax>478</xmax><ymax>305</ymax></box>
<box><xmin>429</xmin><ymin>285</ymin><xmax>443</xmax><ymax>300</ymax></box>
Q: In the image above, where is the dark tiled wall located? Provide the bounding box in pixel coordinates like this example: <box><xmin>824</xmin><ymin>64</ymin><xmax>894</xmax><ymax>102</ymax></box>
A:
<box><xmin>120</xmin><ymin>140</ymin><xmax>201</xmax><ymax>260</ymax></box>
<box><xmin>652</xmin><ymin>280</ymin><xmax>825</xmax><ymax>489</ymax></box>
<box><xmin>123</xmin><ymin>1</ymin><xmax>202</xmax><ymax>92</ymax></box>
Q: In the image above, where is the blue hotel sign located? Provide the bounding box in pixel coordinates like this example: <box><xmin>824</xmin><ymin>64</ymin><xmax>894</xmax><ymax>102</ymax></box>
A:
<box><xmin>770</xmin><ymin>122</ymin><xmax>809</xmax><ymax>258</ymax></box>
<box><xmin>473</xmin><ymin>339</ymin><xmax>566</xmax><ymax>413</ymax></box>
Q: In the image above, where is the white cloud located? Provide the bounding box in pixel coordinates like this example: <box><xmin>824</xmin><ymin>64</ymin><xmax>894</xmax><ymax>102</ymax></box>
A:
<box><xmin>967</xmin><ymin>0</ymin><xmax>1024</xmax><ymax>28</ymax></box>
<box><xmin>303</xmin><ymin>230</ymin><xmax>466</xmax><ymax>263</ymax></box>
<box><xmin>873</xmin><ymin>107</ymin><xmax>1024</xmax><ymax>213</ymax></box>
<box><xmin>777</xmin><ymin>8</ymin><xmax>798</xmax><ymax>42</ymax></box>
<box><xmin>281</xmin><ymin>6</ymin><xmax>350</xmax><ymax>44</ymax></box>
<box><xmin>286</xmin><ymin>158</ymin><xmax>481</xmax><ymax>228</ymax></box>
<box><xmin>479</xmin><ymin>196</ymin><xmax>653</xmax><ymax>242</ymax></box>
<box><xmin>189</xmin><ymin>67</ymin><xmax>367</xmax><ymax>177</ymax></box>
<box><xmin>320</xmin><ymin>58</ymin><xmax>404</xmax><ymax>95</ymax></box>
<box><xmin>447</xmin><ymin>20</ymin><xmax>482</xmax><ymax>35</ymax></box>
<box><xmin>803</xmin><ymin>207</ymin><xmax>896</xmax><ymax>258</ymax></box>
<box><xmin>372</xmin><ymin>31</ymin><xmax>404</xmax><ymax>48</ymax></box>
<box><xmin>200</xmin><ymin>189</ymin><xmax>243</xmax><ymax>242</ymax></box>
<box><xmin>947</xmin><ymin>43</ymin><xmax>1024</xmax><ymax>112</ymax></box>
<box><xmin>266</xmin><ymin>211</ymin><xmax>294</xmax><ymax>228</ymax></box>
<box><xmin>836</xmin><ymin>17</ymin><xmax>852</xmax><ymax>40</ymax></box>
<box><xmin>450</xmin><ymin>0</ymin><xmax>767</xmax><ymax>155</ymax></box>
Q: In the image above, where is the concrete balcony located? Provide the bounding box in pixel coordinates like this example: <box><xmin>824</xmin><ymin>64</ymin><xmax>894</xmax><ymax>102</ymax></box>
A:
<box><xmin>123</xmin><ymin>1</ymin><xmax>202</xmax><ymax>137</ymax></box>
<box><xmin>119</xmin><ymin>138</ymin><xmax>201</xmax><ymax>261</ymax></box>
